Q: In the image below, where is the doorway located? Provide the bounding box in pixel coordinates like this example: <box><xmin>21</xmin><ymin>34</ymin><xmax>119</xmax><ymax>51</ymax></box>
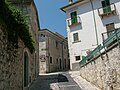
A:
<box><xmin>59</xmin><ymin>59</ymin><xmax>62</xmax><ymax>70</ymax></box>
<box><xmin>23</xmin><ymin>52</ymin><xmax>29</xmax><ymax>88</ymax></box>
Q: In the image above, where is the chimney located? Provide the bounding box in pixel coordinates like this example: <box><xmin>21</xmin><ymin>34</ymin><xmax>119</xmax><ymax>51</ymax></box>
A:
<box><xmin>69</xmin><ymin>0</ymin><xmax>73</xmax><ymax>4</ymax></box>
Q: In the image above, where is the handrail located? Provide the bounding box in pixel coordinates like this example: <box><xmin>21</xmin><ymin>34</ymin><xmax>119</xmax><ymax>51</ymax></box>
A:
<box><xmin>103</xmin><ymin>29</ymin><xmax>120</xmax><ymax>47</ymax></box>
<box><xmin>80</xmin><ymin>28</ymin><xmax>120</xmax><ymax>66</ymax></box>
<box><xmin>80</xmin><ymin>44</ymin><xmax>102</xmax><ymax>65</ymax></box>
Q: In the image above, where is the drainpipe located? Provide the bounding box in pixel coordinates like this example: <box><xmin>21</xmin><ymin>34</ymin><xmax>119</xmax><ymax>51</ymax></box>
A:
<box><xmin>62</xmin><ymin>40</ymin><xmax>64</xmax><ymax>70</ymax></box>
<box><xmin>90</xmin><ymin>0</ymin><xmax>99</xmax><ymax>46</ymax></box>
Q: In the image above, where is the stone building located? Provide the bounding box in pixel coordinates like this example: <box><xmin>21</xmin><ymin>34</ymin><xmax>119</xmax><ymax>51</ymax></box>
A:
<box><xmin>39</xmin><ymin>29</ymin><xmax>70</xmax><ymax>73</ymax></box>
<box><xmin>0</xmin><ymin>0</ymin><xmax>40</xmax><ymax>90</ymax></box>
<box><xmin>61</xmin><ymin>0</ymin><xmax>120</xmax><ymax>70</ymax></box>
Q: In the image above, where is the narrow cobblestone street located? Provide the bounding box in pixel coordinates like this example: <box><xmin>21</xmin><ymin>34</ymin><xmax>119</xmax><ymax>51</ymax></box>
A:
<box><xmin>29</xmin><ymin>71</ymin><xmax>81</xmax><ymax>90</ymax></box>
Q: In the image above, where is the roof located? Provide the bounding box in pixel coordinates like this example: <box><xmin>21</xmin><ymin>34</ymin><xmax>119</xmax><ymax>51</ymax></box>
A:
<box><xmin>60</xmin><ymin>0</ymin><xmax>85</xmax><ymax>12</ymax></box>
<box><xmin>39</xmin><ymin>29</ymin><xmax>67</xmax><ymax>41</ymax></box>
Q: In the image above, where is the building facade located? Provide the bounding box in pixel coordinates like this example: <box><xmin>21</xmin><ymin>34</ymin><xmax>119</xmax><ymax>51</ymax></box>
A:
<box><xmin>61</xmin><ymin>0</ymin><xmax>120</xmax><ymax>70</ymax></box>
<box><xmin>39</xmin><ymin>29</ymin><xmax>69</xmax><ymax>73</ymax></box>
<box><xmin>0</xmin><ymin>0</ymin><xmax>40</xmax><ymax>90</ymax></box>
<box><xmin>12</xmin><ymin>0</ymin><xmax>40</xmax><ymax>89</ymax></box>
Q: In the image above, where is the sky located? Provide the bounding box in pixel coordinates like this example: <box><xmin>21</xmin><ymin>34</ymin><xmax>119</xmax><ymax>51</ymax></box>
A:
<box><xmin>34</xmin><ymin>0</ymin><xmax>69</xmax><ymax>37</ymax></box>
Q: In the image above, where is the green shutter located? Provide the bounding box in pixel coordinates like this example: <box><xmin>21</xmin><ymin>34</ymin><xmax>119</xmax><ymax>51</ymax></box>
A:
<box><xmin>106</xmin><ymin>0</ymin><xmax>110</xmax><ymax>6</ymax></box>
<box><xmin>71</xmin><ymin>11</ymin><xmax>77</xmax><ymax>24</ymax></box>
<box><xmin>101</xmin><ymin>0</ymin><xmax>111</xmax><ymax>14</ymax></box>
<box><xmin>82</xmin><ymin>56</ymin><xmax>86</xmax><ymax>59</ymax></box>
<box><xmin>102</xmin><ymin>0</ymin><xmax>106</xmax><ymax>13</ymax></box>
<box><xmin>105</xmin><ymin>0</ymin><xmax>111</xmax><ymax>13</ymax></box>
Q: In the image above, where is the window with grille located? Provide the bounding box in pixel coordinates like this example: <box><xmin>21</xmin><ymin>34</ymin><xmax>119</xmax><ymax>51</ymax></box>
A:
<box><xmin>106</xmin><ymin>23</ymin><xmax>115</xmax><ymax>36</ymax></box>
<box><xmin>55</xmin><ymin>41</ymin><xmax>58</xmax><ymax>48</ymax></box>
<box><xmin>50</xmin><ymin>57</ymin><xmax>52</xmax><ymax>64</ymax></box>
<box><xmin>75</xmin><ymin>56</ymin><xmax>81</xmax><ymax>61</ymax></box>
<box><xmin>73</xmin><ymin>33</ymin><xmax>79</xmax><ymax>42</ymax></box>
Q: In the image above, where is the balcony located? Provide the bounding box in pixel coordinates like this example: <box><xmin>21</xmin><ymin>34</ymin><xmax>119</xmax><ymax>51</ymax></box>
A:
<box><xmin>67</xmin><ymin>16</ymin><xmax>81</xmax><ymax>27</ymax></box>
<box><xmin>98</xmin><ymin>3</ymin><xmax>116</xmax><ymax>18</ymax></box>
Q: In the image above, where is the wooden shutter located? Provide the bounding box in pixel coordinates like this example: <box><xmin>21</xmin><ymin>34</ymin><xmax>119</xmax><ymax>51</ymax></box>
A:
<box><xmin>71</xmin><ymin>11</ymin><xmax>77</xmax><ymax>24</ymax></box>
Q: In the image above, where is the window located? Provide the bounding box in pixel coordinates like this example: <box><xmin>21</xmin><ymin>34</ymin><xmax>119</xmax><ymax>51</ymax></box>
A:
<box><xmin>56</xmin><ymin>58</ymin><xmax>58</xmax><ymax>63</ymax></box>
<box><xmin>73</xmin><ymin>33</ymin><xmax>79</xmax><ymax>42</ymax></box>
<box><xmin>75</xmin><ymin>56</ymin><xmax>81</xmax><ymax>61</ymax></box>
<box><xmin>56</xmin><ymin>41</ymin><xmax>58</xmax><ymax>48</ymax></box>
<box><xmin>64</xmin><ymin>59</ymin><xmax>66</xmax><ymax>68</ymax></box>
<box><xmin>64</xmin><ymin>45</ymin><xmax>66</xmax><ymax>49</ymax></box>
<box><xmin>101</xmin><ymin>0</ymin><xmax>111</xmax><ymax>13</ymax></box>
<box><xmin>41</xmin><ymin>34</ymin><xmax>45</xmax><ymax>37</ymax></box>
<box><xmin>70</xmin><ymin>11</ymin><xmax>77</xmax><ymax>25</ymax></box>
<box><xmin>24</xmin><ymin>52</ymin><xmax>29</xmax><ymax>87</ymax></box>
<box><xmin>106</xmin><ymin>23</ymin><xmax>115</xmax><ymax>36</ymax></box>
<box><xmin>50</xmin><ymin>57</ymin><xmax>52</xmax><ymax>63</ymax></box>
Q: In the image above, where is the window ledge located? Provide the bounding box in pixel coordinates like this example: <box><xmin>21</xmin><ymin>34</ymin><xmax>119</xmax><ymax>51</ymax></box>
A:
<box><xmin>72</xmin><ymin>40</ymin><xmax>81</xmax><ymax>44</ymax></box>
<box><xmin>68</xmin><ymin>22</ymin><xmax>81</xmax><ymax>28</ymax></box>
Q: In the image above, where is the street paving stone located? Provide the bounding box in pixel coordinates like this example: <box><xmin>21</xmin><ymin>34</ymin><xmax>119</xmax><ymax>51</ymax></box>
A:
<box><xmin>57</xmin><ymin>73</ymin><xmax>81</xmax><ymax>90</ymax></box>
<box><xmin>29</xmin><ymin>72</ymin><xmax>81</xmax><ymax>90</ymax></box>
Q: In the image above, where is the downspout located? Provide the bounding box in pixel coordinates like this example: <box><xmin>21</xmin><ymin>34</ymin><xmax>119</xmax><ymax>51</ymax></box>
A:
<box><xmin>90</xmin><ymin>0</ymin><xmax>99</xmax><ymax>45</ymax></box>
<box><xmin>61</xmin><ymin>40</ymin><xmax>64</xmax><ymax>70</ymax></box>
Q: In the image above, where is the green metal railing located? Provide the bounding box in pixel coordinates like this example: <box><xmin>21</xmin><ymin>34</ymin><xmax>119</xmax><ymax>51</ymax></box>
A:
<box><xmin>67</xmin><ymin>16</ymin><xmax>81</xmax><ymax>26</ymax></box>
<box><xmin>80</xmin><ymin>28</ymin><xmax>120</xmax><ymax>66</ymax></box>
<box><xmin>103</xmin><ymin>29</ymin><xmax>120</xmax><ymax>47</ymax></box>
<box><xmin>80</xmin><ymin>44</ymin><xmax>102</xmax><ymax>65</ymax></box>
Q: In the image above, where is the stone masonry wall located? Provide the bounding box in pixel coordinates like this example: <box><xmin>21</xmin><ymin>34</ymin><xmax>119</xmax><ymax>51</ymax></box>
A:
<box><xmin>0</xmin><ymin>26</ymin><xmax>37</xmax><ymax>89</ymax></box>
<box><xmin>0</xmin><ymin>27</ymin><xmax>23</xmax><ymax>90</ymax></box>
<box><xmin>80</xmin><ymin>46</ymin><xmax>120</xmax><ymax>90</ymax></box>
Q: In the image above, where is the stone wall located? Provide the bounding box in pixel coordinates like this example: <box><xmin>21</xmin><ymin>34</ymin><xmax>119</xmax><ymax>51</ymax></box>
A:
<box><xmin>72</xmin><ymin>62</ymin><xmax>81</xmax><ymax>71</ymax></box>
<box><xmin>0</xmin><ymin>27</ymin><xmax>22</xmax><ymax>90</ymax></box>
<box><xmin>0</xmin><ymin>26</ymin><xmax>38</xmax><ymax>89</ymax></box>
<box><xmin>80</xmin><ymin>46</ymin><xmax>120</xmax><ymax>90</ymax></box>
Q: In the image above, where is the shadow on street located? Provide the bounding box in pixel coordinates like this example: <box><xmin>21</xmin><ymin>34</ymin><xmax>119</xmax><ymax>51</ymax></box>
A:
<box><xmin>29</xmin><ymin>72</ymin><xmax>81</xmax><ymax>90</ymax></box>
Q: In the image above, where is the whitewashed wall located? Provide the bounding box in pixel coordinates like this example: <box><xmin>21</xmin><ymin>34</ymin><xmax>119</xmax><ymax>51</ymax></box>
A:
<box><xmin>66</xmin><ymin>0</ymin><xmax>120</xmax><ymax>69</ymax></box>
